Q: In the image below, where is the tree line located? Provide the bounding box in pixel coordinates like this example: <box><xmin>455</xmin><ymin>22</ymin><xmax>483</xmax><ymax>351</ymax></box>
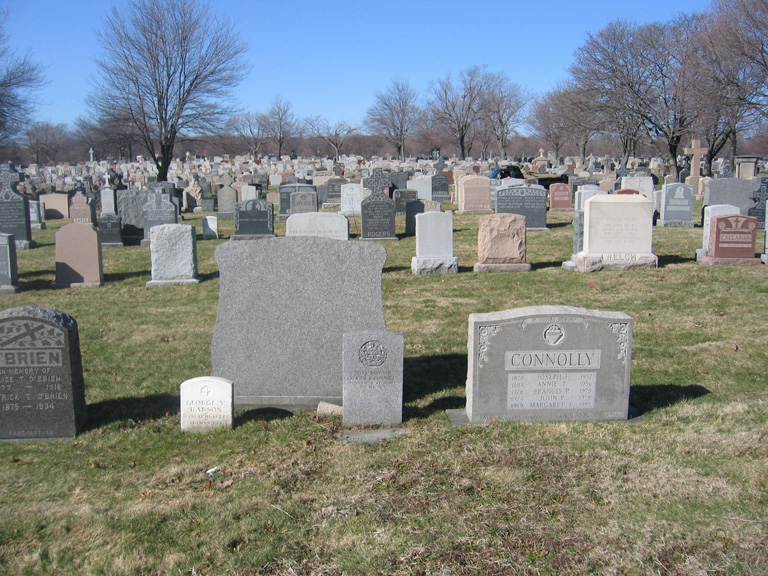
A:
<box><xmin>1</xmin><ymin>0</ymin><xmax>767</xmax><ymax>181</ymax></box>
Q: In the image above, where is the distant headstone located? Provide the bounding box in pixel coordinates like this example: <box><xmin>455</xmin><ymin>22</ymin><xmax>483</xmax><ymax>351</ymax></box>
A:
<box><xmin>233</xmin><ymin>199</ymin><xmax>274</xmax><ymax>239</ymax></box>
<box><xmin>0</xmin><ymin>164</ymin><xmax>34</xmax><ymax>250</ymax></box>
<box><xmin>572</xmin><ymin>195</ymin><xmax>657</xmax><ymax>272</ymax></box>
<box><xmin>180</xmin><ymin>376</ymin><xmax>233</xmax><ymax>432</ymax></box>
<box><xmin>458</xmin><ymin>176</ymin><xmax>492</xmax><ymax>213</ymax></box>
<box><xmin>142</xmin><ymin>193</ymin><xmax>178</xmax><ymax>245</ymax></box>
<box><xmin>342</xmin><ymin>330</ymin><xmax>404</xmax><ymax>426</ymax></box>
<box><xmin>411</xmin><ymin>210</ymin><xmax>458</xmax><ymax>275</ymax></box>
<box><xmin>696</xmin><ymin>204</ymin><xmax>740</xmax><ymax>260</ymax></box>
<box><xmin>431</xmin><ymin>158</ymin><xmax>450</xmax><ymax>202</ymax></box>
<box><xmin>40</xmin><ymin>192</ymin><xmax>70</xmax><ymax>219</ymax></box>
<box><xmin>53</xmin><ymin>223</ymin><xmax>103</xmax><ymax>287</ymax></box>
<box><xmin>495</xmin><ymin>186</ymin><xmax>548</xmax><ymax>229</ymax></box>
<box><xmin>100</xmin><ymin>186</ymin><xmax>116</xmax><ymax>215</ymax></box>
<box><xmin>362</xmin><ymin>168</ymin><xmax>394</xmax><ymax>198</ymax></box>
<box><xmin>212</xmin><ymin>238</ymin><xmax>387</xmax><ymax>410</ymax></box>
<box><xmin>29</xmin><ymin>200</ymin><xmax>45</xmax><ymax>230</ymax></box>
<box><xmin>97</xmin><ymin>213</ymin><xmax>123</xmax><ymax>247</ymax></box>
<box><xmin>290</xmin><ymin>189</ymin><xmax>318</xmax><ymax>215</ymax></box>
<box><xmin>548</xmin><ymin>183</ymin><xmax>572</xmax><ymax>210</ymax></box>
<box><xmin>147</xmin><ymin>224</ymin><xmax>200</xmax><ymax>286</ymax></box>
<box><xmin>474</xmin><ymin>213</ymin><xmax>531</xmax><ymax>272</ymax></box>
<box><xmin>361</xmin><ymin>190</ymin><xmax>397</xmax><ymax>240</ymax></box>
<box><xmin>407</xmin><ymin>175</ymin><xmax>433</xmax><ymax>202</ymax></box>
<box><xmin>746</xmin><ymin>177</ymin><xmax>768</xmax><ymax>231</ymax></box>
<box><xmin>393</xmin><ymin>188</ymin><xmax>418</xmax><ymax>215</ymax></box>
<box><xmin>621</xmin><ymin>175</ymin><xmax>654</xmax><ymax>200</ymax></box>
<box><xmin>69</xmin><ymin>190</ymin><xmax>95</xmax><ymax>224</ymax></box>
<box><xmin>0</xmin><ymin>233</ymin><xmax>19</xmax><ymax>293</ymax></box>
<box><xmin>217</xmin><ymin>183</ymin><xmax>237</xmax><ymax>219</ymax></box>
<box><xmin>202</xmin><ymin>215</ymin><xmax>218</xmax><ymax>239</ymax></box>
<box><xmin>703</xmin><ymin>178</ymin><xmax>760</xmax><ymax>215</ymax></box>
<box><xmin>699</xmin><ymin>214</ymin><xmax>761</xmax><ymax>266</ymax></box>
<box><xmin>324</xmin><ymin>177</ymin><xmax>347</xmax><ymax>207</ymax></box>
<box><xmin>0</xmin><ymin>306</ymin><xmax>87</xmax><ymax>439</ymax></box>
<box><xmin>657</xmin><ymin>183</ymin><xmax>694</xmax><ymax>227</ymax></box>
<box><xmin>455</xmin><ymin>306</ymin><xmax>633</xmax><ymax>423</ymax></box>
<box><xmin>285</xmin><ymin>212</ymin><xmax>349</xmax><ymax>240</ymax></box>
<box><xmin>340</xmin><ymin>183</ymin><xmax>364</xmax><ymax>216</ymax></box>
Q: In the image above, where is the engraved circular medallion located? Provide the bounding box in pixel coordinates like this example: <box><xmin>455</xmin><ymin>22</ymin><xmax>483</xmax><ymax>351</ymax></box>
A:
<box><xmin>543</xmin><ymin>324</ymin><xmax>564</xmax><ymax>346</ymax></box>
<box><xmin>359</xmin><ymin>340</ymin><xmax>387</xmax><ymax>366</ymax></box>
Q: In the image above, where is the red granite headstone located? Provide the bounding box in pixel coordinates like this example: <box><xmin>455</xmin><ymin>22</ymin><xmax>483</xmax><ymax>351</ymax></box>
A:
<box><xmin>549</xmin><ymin>183</ymin><xmax>572</xmax><ymax>210</ymax></box>
<box><xmin>708</xmin><ymin>214</ymin><xmax>757</xmax><ymax>259</ymax></box>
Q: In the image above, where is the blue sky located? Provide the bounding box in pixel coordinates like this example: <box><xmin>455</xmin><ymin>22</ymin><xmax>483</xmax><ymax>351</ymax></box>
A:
<box><xmin>5</xmin><ymin>0</ymin><xmax>711</xmax><ymax>130</ymax></box>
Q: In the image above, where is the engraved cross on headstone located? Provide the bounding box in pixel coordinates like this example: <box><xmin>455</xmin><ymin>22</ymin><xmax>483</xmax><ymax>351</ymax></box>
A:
<box><xmin>0</xmin><ymin>163</ymin><xmax>22</xmax><ymax>197</ymax></box>
<box><xmin>747</xmin><ymin>176</ymin><xmax>768</xmax><ymax>231</ymax></box>
<box><xmin>366</xmin><ymin>168</ymin><xmax>392</xmax><ymax>198</ymax></box>
<box><xmin>434</xmin><ymin>157</ymin><xmax>446</xmax><ymax>176</ymax></box>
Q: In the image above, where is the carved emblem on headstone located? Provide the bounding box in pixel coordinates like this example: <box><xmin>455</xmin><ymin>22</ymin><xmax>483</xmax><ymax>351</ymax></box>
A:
<box><xmin>543</xmin><ymin>324</ymin><xmax>564</xmax><ymax>346</ymax></box>
<box><xmin>359</xmin><ymin>340</ymin><xmax>387</xmax><ymax>367</ymax></box>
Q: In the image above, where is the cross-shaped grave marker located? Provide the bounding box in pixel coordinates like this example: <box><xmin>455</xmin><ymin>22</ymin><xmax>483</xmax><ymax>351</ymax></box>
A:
<box><xmin>0</xmin><ymin>163</ymin><xmax>22</xmax><ymax>200</ymax></box>
<box><xmin>684</xmin><ymin>139</ymin><xmax>708</xmax><ymax>195</ymax></box>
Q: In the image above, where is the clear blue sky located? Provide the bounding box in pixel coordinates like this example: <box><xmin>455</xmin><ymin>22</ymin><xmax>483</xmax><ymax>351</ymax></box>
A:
<box><xmin>5</xmin><ymin>0</ymin><xmax>711</xmax><ymax>130</ymax></box>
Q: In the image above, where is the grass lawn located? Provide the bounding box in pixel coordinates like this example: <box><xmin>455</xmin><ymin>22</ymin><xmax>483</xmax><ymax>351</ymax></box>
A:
<box><xmin>0</xmin><ymin>203</ymin><xmax>766</xmax><ymax>575</ymax></box>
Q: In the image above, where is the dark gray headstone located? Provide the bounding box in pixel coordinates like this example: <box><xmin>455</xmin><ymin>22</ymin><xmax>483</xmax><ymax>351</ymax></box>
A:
<box><xmin>233</xmin><ymin>199</ymin><xmax>274</xmax><ymax>238</ymax></box>
<box><xmin>201</xmin><ymin>198</ymin><xmax>215</xmax><ymax>212</ymax></box>
<box><xmin>747</xmin><ymin>177</ymin><xmax>768</xmax><ymax>231</ymax></box>
<box><xmin>216</xmin><ymin>185</ymin><xmax>237</xmax><ymax>219</ymax></box>
<box><xmin>324</xmin><ymin>177</ymin><xmax>347</xmax><ymax>205</ymax></box>
<box><xmin>0</xmin><ymin>306</ymin><xmax>87</xmax><ymax>439</ymax></box>
<box><xmin>393</xmin><ymin>189</ymin><xmax>418</xmax><ymax>216</ymax></box>
<box><xmin>98</xmin><ymin>213</ymin><xmax>123</xmax><ymax>246</ymax></box>
<box><xmin>0</xmin><ymin>233</ymin><xmax>18</xmax><ymax>292</ymax></box>
<box><xmin>142</xmin><ymin>193</ymin><xmax>178</xmax><ymax>243</ymax></box>
<box><xmin>431</xmin><ymin>158</ymin><xmax>450</xmax><ymax>202</ymax></box>
<box><xmin>496</xmin><ymin>186</ymin><xmax>548</xmax><ymax>229</ymax></box>
<box><xmin>211</xmin><ymin>238</ymin><xmax>387</xmax><ymax>410</ymax></box>
<box><xmin>0</xmin><ymin>163</ymin><xmax>34</xmax><ymax>250</ymax></box>
<box><xmin>389</xmin><ymin>172</ymin><xmax>410</xmax><ymax>193</ymax></box>
<box><xmin>404</xmin><ymin>199</ymin><xmax>425</xmax><ymax>236</ymax></box>
<box><xmin>362</xmin><ymin>168</ymin><xmax>394</xmax><ymax>197</ymax></box>
<box><xmin>116</xmin><ymin>188</ymin><xmax>153</xmax><ymax>243</ymax></box>
<box><xmin>361</xmin><ymin>190</ymin><xmax>397</xmax><ymax>240</ymax></box>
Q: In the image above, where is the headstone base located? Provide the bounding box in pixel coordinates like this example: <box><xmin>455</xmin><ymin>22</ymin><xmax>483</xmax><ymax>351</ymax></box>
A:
<box><xmin>762</xmin><ymin>254</ymin><xmax>767</xmax><ymax>264</ymax></box>
<box><xmin>561</xmin><ymin>260</ymin><xmax>576</xmax><ymax>271</ymax></box>
<box><xmin>411</xmin><ymin>256</ymin><xmax>458</xmax><ymax>275</ymax></box>
<box><xmin>457</xmin><ymin>209</ymin><xmax>493</xmax><ymax>215</ymax></box>
<box><xmin>230</xmin><ymin>234</ymin><xmax>275</xmax><ymax>241</ymax></box>
<box><xmin>217</xmin><ymin>212</ymin><xmax>234</xmax><ymax>219</ymax></box>
<box><xmin>140</xmin><ymin>239</ymin><xmax>151</xmax><ymax>247</ymax></box>
<box><xmin>101</xmin><ymin>242</ymin><xmax>124</xmax><ymax>247</ymax></box>
<box><xmin>15</xmin><ymin>240</ymin><xmax>35</xmax><ymax>250</ymax></box>
<box><xmin>31</xmin><ymin>223</ymin><xmax>46</xmax><ymax>230</ymax></box>
<box><xmin>51</xmin><ymin>281</ymin><xmax>101</xmax><ymax>288</ymax></box>
<box><xmin>572</xmin><ymin>252</ymin><xmax>658</xmax><ymax>272</ymax></box>
<box><xmin>698</xmin><ymin>255</ymin><xmax>762</xmax><ymax>266</ymax></box>
<box><xmin>322</xmin><ymin>203</ymin><xmax>341</xmax><ymax>210</ymax></box>
<box><xmin>360</xmin><ymin>236</ymin><xmax>398</xmax><ymax>241</ymax></box>
<box><xmin>146</xmin><ymin>278</ymin><xmax>200</xmax><ymax>287</ymax></box>
<box><xmin>695</xmin><ymin>248</ymin><xmax>707</xmax><ymax>261</ymax></box>
<box><xmin>473</xmin><ymin>262</ymin><xmax>531</xmax><ymax>272</ymax></box>
<box><xmin>0</xmin><ymin>284</ymin><xmax>19</xmax><ymax>293</ymax></box>
<box><xmin>657</xmin><ymin>219</ymin><xmax>694</xmax><ymax>227</ymax></box>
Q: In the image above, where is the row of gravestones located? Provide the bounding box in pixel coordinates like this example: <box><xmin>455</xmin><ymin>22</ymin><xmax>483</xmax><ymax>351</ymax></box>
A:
<box><xmin>1</xmin><ymin>238</ymin><xmax>635</xmax><ymax>440</ymax></box>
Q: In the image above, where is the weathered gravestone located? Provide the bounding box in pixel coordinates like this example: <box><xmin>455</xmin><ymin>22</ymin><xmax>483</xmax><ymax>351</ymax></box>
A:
<box><xmin>0</xmin><ymin>233</ymin><xmax>19</xmax><ymax>293</ymax></box>
<box><xmin>449</xmin><ymin>305</ymin><xmax>633</xmax><ymax>424</ymax></box>
<box><xmin>703</xmin><ymin>178</ymin><xmax>761</xmax><ymax>216</ymax></box>
<box><xmin>696</xmin><ymin>204</ymin><xmax>740</xmax><ymax>261</ymax></box>
<box><xmin>29</xmin><ymin>200</ymin><xmax>45</xmax><ymax>230</ymax></box>
<box><xmin>290</xmin><ymin>189</ymin><xmax>318</xmax><ymax>215</ymax></box>
<box><xmin>458</xmin><ymin>176</ymin><xmax>492</xmax><ymax>213</ymax></box>
<box><xmin>53</xmin><ymin>223</ymin><xmax>103</xmax><ymax>287</ymax></box>
<box><xmin>407</xmin><ymin>175</ymin><xmax>433</xmax><ymax>202</ymax></box>
<box><xmin>562</xmin><ymin>210</ymin><xmax>585</xmax><ymax>271</ymax></box>
<box><xmin>431</xmin><ymin>158</ymin><xmax>450</xmax><ymax>202</ymax></box>
<box><xmin>233</xmin><ymin>199</ymin><xmax>274</xmax><ymax>239</ymax></box>
<box><xmin>572</xmin><ymin>195</ymin><xmax>657</xmax><ymax>272</ymax></box>
<box><xmin>404</xmin><ymin>199</ymin><xmax>425</xmax><ymax>236</ymax></box>
<box><xmin>746</xmin><ymin>177</ymin><xmax>768</xmax><ymax>231</ymax></box>
<box><xmin>147</xmin><ymin>224</ymin><xmax>200</xmax><ymax>286</ymax></box>
<box><xmin>277</xmin><ymin>184</ymin><xmax>316</xmax><ymax>220</ymax></box>
<box><xmin>496</xmin><ymin>186</ymin><xmax>548</xmax><ymax>229</ymax></box>
<box><xmin>340</xmin><ymin>183</ymin><xmax>364</xmax><ymax>216</ymax></box>
<box><xmin>0</xmin><ymin>163</ymin><xmax>34</xmax><ymax>250</ymax></box>
<box><xmin>411</xmin><ymin>211</ymin><xmax>458</xmax><ymax>275</ymax></box>
<box><xmin>361</xmin><ymin>189</ymin><xmax>397</xmax><ymax>240</ymax></box>
<box><xmin>657</xmin><ymin>183</ymin><xmax>694</xmax><ymax>227</ymax></box>
<box><xmin>212</xmin><ymin>238</ymin><xmax>387</xmax><ymax>410</ymax></box>
<box><xmin>621</xmin><ymin>175</ymin><xmax>654</xmax><ymax>200</ymax></box>
<box><xmin>202</xmin><ymin>215</ymin><xmax>218</xmax><ymax>240</ymax></box>
<box><xmin>180</xmin><ymin>376</ymin><xmax>233</xmax><ymax>432</ymax></box>
<box><xmin>393</xmin><ymin>189</ymin><xmax>418</xmax><ymax>216</ymax></box>
<box><xmin>97</xmin><ymin>213</ymin><xmax>123</xmax><ymax>247</ymax></box>
<box><xmin>0</xmin><ymin>306</ymin><xmax>87</xmax><ymax>439</ymax></box>
<box><xmin>474</xmin><ymin>213</ymin><xmax>531</xmax><ymax>272</ymax></box>
<box><xmin>141</xmin><ymin>192</ymin><xmax>178</xmax><ymax>245</ymax></box>
<box><xmin>216</xmin><ymin>183</ymin><xmax>238</xmax><ymax>219</ymax></box>
<box><xmin>69</xmin><ymin>190</ymin><xmax>94</xmax><ymax>224</ymax></box>
<box><xmin>699</xmin><ymin>214</ymin><xmax>761</xmax><ymax>266</ymax></box>
<box><xmin>342</xmin><ymin>330</ymin><xmax>404</xmax><ymax>427</ymax></box>
<box><xmin>548</xmin><ymin>183</ymin><xmax>572</xmax><ymax>210</ymax></box>
<box><xmin>286</xmin><ymin>212</ymin><xmax>349</xmax><ymax>240</ymax></box>
<box><xmin>324</xmin><ymin>177</ymin><xmax>347</xmax><ymax>207</ymax></box>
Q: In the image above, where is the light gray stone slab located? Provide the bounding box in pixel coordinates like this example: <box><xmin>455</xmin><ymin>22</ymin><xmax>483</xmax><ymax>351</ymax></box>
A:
<box><xmin>202</xmin><ymin>216</ymin><xmax>218</xmax><ymax>239</ymax></box>
<box><xmin>212</xmin><ymin>237</ymin><xmax>387</xmax><ymax>410</ymax></box>
<box><xmin>463</xmin><ymin>306</ymin><xmax>633</xmax><ymax>423</ymax></box>
<box><xmin>147</xmin><ymin>224</ymin><xmax>199</xmax><ymax>286</ymax></box>
<box><xmin>343</xmin><ymin>330</ymin><xmax>404</xmax><ymax>427</ymax></box>
<box><xmin>657</xmin><ymin>183</ymin><xmax>694</xmax><ymax>227</ymax></box>
<box><xmin>704</xmin><ymin>178</ymin><xmax>760</xmax><ymax>214</ymax></box>
<box><xmin>180</xmin><ymin>376</ymin><xmax>233</xmax><ymax>432</ymax></box>
<box><xmin>285</xmin><ymin>212</ymin><xmax>349</xmax><ymax>240</ymax></box>
<box><xmin>412</xmin><ymin>211</ymin><xmax>458</xmax><ymax>275</ymax></box>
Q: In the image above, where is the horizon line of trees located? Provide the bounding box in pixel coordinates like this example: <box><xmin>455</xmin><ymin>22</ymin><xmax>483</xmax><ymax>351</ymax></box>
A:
<box><xmin>2</xmin><ymin>0</ymin><xmax>768</xmax><ymax>175</ymax></box>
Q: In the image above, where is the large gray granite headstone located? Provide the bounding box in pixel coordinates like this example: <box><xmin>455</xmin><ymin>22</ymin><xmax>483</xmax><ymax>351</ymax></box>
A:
<box><xmin>703</xmin><ymin>178</ymin><xmax>760</xmax><ymax>215</ymax></box>
<box><xmin>456</xmin><ymin>305</ymin><xmax>633</xmax><ymax>424</ymax></box>
<box><xmin>211</xmin><ymin>237</ymin><xmax>387</xmax><ymax>410</ymax></box>
<box><xmin>0</xmin><ymin>306</ymin><xmax>87</xmax><ymax>439</ymax></box>
<box><xmin>342</xmin><ymin>330</ymin><xmax>404</xmax><ymax>426</ymax></box>
<box><xmin>147</xmin><ymin>224</ymin><xmax>199</xmax><ymax>286</ymax></box>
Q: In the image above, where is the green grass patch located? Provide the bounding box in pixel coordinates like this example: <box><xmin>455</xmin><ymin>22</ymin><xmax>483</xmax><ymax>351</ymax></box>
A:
<box><xmin>1</xmin><ymin>207</ymin><xmax>767</xmax><ymax>575</ymax></box>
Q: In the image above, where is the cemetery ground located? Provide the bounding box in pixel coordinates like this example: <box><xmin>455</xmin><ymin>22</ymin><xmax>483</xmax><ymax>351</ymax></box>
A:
<box><xmin>1</xmin><ymin>205</ymin><xmax>767</xmax><ymax>576</ymax></box>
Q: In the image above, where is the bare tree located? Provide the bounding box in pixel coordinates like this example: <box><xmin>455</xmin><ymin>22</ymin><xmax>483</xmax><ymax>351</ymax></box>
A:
<box><xmin>74</xmin><ymin>110</ymin><xmax>141</xmax><ymax>162</ymax></box>
<box><xmin>24</xmin><ymin>121</ymin><xmax>70</xmax><ymax>164</ymax></box>
<box><xmin>428</xmin><ymin>66</ymin><xmax>486</xmax><ymax>159</ymax></box>
<box><xmin>364</xmin><ymin>78</ymin><xmax>420</xmax><ymax>161</ymax></box>
<box><xmin>91</xmin><ymin>0</ymin><xmax>247</xmax><ymax>181</ymax></box>
<box><xmin>0</xmin><ymin>10</ymin><xmax>43</xmax><ymax>141</ymax></box>
<box><xmin>264</xmin><ymin>96</ymin><xmax>299</xmax><ymax>158</ymax></box>
<box><xmin>304</xmin><ymin>116</ymin><xmax>357</xmax><ymax>160</ymax></box>
<box><xmin>227</xmin><ymin>112</ymin><xmax>268</xmax><ymax>157</ymax></box>
<box><xmin>528</xmin><ymin>91</ymin><xmax>569</xmax><ymax>159</ymax></box>
<box><xmin>480</xmin><ymin>72</ymin><xmax>529</xmax><ymax>159</ymax></box>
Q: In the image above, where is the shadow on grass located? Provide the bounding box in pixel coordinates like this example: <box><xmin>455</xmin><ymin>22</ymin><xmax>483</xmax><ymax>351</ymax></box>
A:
<box><xmin>234</xmin><ymin>408</ymin><xmax>293</xmax><ymax>426</ymax></box>
<box><xmin>403</xmin><ymin>353</ymin><xmax>467</xmax><ymax>420</ymax></box>
<box><xmin>658</xmin><ymin>254</ymin><xmax>697</xmax><ymax>266</ymax></box>
<box><xmin>104</xmin><ymin>271</ymin><xmax>150</xmax><ymax>282</ymax></box>
<box><xmin>85</xmin><ymin>393</ymin><xmax>179</xmax><ymax>430</ymax></box>
<box><xmin>545</xmin><ymin>221</ymin><xmax>572</xmax><ymax>229</ymax></box>
<box><xmin>530</xmin><ymin>260</ymin><xmax>567</xmax><ymax>271</ymax></box>
<box><xmin>383</xmin><ymin>266</ymin><xmax>411</xmax><ymax>273</ymax></box>
<box><xmin>629</xmin><ymin>384</ymin><xmax>710</xmax><ymax>414</ymax></box>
